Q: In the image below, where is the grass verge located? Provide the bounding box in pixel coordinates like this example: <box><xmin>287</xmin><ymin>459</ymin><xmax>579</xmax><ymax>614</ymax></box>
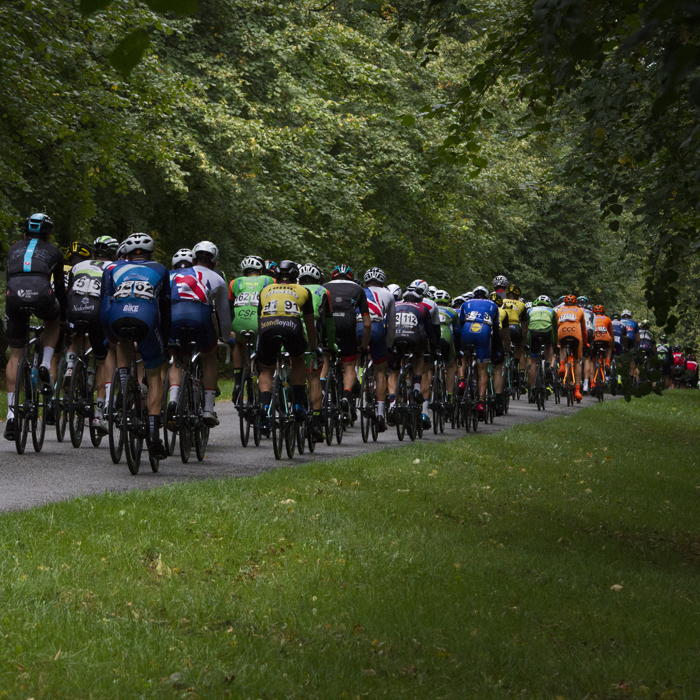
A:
<box><xmin>1</xmin><ymin>393</ymin><xmax>700</xmax><ymax>698</ymax></box>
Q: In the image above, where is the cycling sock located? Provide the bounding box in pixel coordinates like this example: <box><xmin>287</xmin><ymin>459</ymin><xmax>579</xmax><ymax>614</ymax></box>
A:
<box><xmin>96</xmin><ymin>398</ymin><xmax>105</xmax><ymax>412</ymax></box>
<box><xmin>422</xmin><ymin>399</ymin><xmax>429</xmax><ymax>414</ymax></box>
<box><xmin>7</xmin><ymin>392</ymin><xmax>14</xmax><ymax>419</ymax></box>
<box><xmin>377</xmin><ymin>400</ymin><xmax>385</xmax><ymax>417</ymax></box>
<box><xmin>66</xmin><ymin>351</ymin><xmax>77</xmax><ymax>370</ymax></box>
<box><xmin>260</xmin><ymin>391</ymin><xmax>272</xmax><ymax>408</ymax></box>
<box><xmin>343</xmin><ymin>389</ymin><xmax>352</xmax><ymax>402</ymax></box>
<box><xmin>413</xmin><ymin>377</ymin><xmax>421</xmax><ymax>392</ymax></box>
<box><xmin>204</xmin><ymin>390</ymin><xmax>216</xmax><ymax>412</ymax></box>
<box><xmin>293</xmin><ymin>385</ymin><xmax>306</xmax><ymax>406</ymax></box>
<box><xmin>41</xmin><ymin>346</ymin><xmax>54</xmax><ymax>370</ymax></box>
<box><xmin>148</xmin><ymin>414</ymin><xmax>160</xmax><ymax>440</ymax></box>
<box><xmin>119</xmin><ymin>367</ymin><xmax>129</xmax><ymax>385</ymax></box>
<box><xmin>386</xmin><ymin>393</ymin><xmax>396</xmax><ymax>406</ymax></box>
<box><xmin>105</xmin><ymin>382</ymin><xmax>111</xmax><ymax>405</ymax></box>
<box><xmin>169</xmin><ymin>384</ymin><xmax>180</xmax><ymax>403</ymax></box>
<box><xmin>320</xmin><ymin>378</ymin><xmax>326</xmax><ymax>394</ymax></box>
<box><xmin>233</xmin><ymin>368</ymin><xmax>242</xmax><ymax>386</ymax></box>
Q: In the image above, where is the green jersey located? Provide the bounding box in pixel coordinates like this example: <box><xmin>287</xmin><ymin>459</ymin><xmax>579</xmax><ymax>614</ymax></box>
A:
<box><xmin>304</xmin><ymin>283</ymin><xmax>335</xmax><ymax>346</ymax></box>
<box><xmin>437</xmin><ymin>305</ymin><xmax>460</xmax><ymax>345</ymax></box>
<box><xmin>527</xmin><ymin>305</ymin><xmax>557</xmax><ymax>344</ymax></box>
<box><xmin>228</xmin><ymin>274</ymin><xmax>274</xmax><ymax>333</ymax></box>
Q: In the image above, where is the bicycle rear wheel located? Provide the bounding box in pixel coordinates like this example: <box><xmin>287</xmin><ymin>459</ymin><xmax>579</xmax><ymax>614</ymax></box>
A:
<box><xmin>31</xmin><ymin>375</ymin><xmax>47</xmax><ymax>453</ymax></box>
<box><xmin>251</xmin><ymin>378</ymin><xmax>261</xmax><ymax>447</ymax></box>
<box><xmin>324</xmin><ymin>372</ymin><xmax>335</xmax><ymax>446</ymax></box>
<box><xmin>271</xmin><ymin>376</ymin><xmax>284</xmax><ymax>460</ymax></box>
<box><xmin>334</xmin><ymin>379</ymin><xmax>344</xmax><ymax>445</ymax></box>
<box><xmin>359</xmin><ymin>371</ymin><xmax>370</xmax><ymax>443</ymax></box>
<box><xmin>68</xmin><ymin>361</ymin><xmax>87</xmax><ymax>448</ymax></box>
<box><xmin>284</xmin><ymin>389</ymin><xmax>296</xmax><ymax>459</ymax></box>
<box><xmin>108</xmin><ymin>369</ymin><xmax>124</xmax><ymax>463</ymax></box>
<box><xmin>163</xmin><ymin>366</ymin><xmax>177</xmax><ymax>456</ymax></box>
<box><xmin>194</xmin><ymin>378</ymin><xmax>209</xmax><ymax>461</ymax></box>
<box><xmin>179</xmin><ymin>373</ymin><xmax>193</xmax><ymax>463</ymax></box>
<box><xmin>14</xmin><ymin>358</ymin><xmax>31</xmax><ymax>455</ymax></box>
<box><xmin>123</xmin><ymin>376</ymin><xmax>142</xmax><ymax>475</ymax></box>
<box><xmin>239</xmin><ymin>367</ymin><xmax>251</xmax><ymax>447</ymax></box>
<box><xmin>55</xmin><ymin>357</ymin><xmax>68</xmax><ymax>442</ymax></box>
<box><xmin>297</xmin><ymin>415</ymin><xmax>306</xmax><ymax>454</ymax></box>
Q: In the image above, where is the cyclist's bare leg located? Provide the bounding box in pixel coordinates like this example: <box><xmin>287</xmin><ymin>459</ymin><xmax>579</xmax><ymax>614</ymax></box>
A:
<box><xmin>291</xmin><ymin>355</ymin><xmax>307</xmax><ymax>387</ymax></box>
<box><xmin>5</xmin><ymin>347</ymin><xmax>23</xmax><ymax>395</ymax></box>
<box><xmin>145</xmin><ymin>365</ymin><xmax>164</xmax><ymax>416</ymax></box>
<box><xmin>492</xmin><ymin>362</ymin><xmax>504</xmax><ymax>394</ymax></box>
<box><xmin>258</xmin><ymin>364</ymin><xmax>275</xmax><ymax>394</ymax></box>
<box><xmin>477</xmin><ymin>362</ymin><xmax>488</xmax><ymax>397</ymax></box>
<box><xmin>388</xmin><ymin>368</ymin><xmax>399</xmax><ymax>395</ymax></box>
<box><xmin>343</xmin><ymin>360</ymin><xmax>357</xmax><ymax>392</ymax></box>
<box><xmin>308</xmin><ymin>369</ymin><xmax>322</xmax><ymax>410</ymax></box>
<box><xmin>232</xmin><ymin>333</ymin><xmax>246</xmax><ymax>371</ymax></box>
<box><xmin>528</xmin><ymin>357</ymin><xmax>537</xmax><ymax>387</ymax></box>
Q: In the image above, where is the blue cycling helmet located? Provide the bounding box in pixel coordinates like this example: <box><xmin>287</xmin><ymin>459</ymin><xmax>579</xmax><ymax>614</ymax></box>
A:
<box><xmin>331</xmin><ymin>264</ymin><xmax>355</xmax><ymax>281</ymax></box>
<box><xmin>26</xmin><ymin>213</ymin><xmax>54</xmax><ymax>239</ymax></box>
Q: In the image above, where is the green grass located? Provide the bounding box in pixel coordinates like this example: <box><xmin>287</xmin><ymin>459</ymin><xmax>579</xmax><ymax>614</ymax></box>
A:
<box><xmin>1</xmin><ymin>393</ymin><xmax>700</xmax><ymax>699</ymax></box>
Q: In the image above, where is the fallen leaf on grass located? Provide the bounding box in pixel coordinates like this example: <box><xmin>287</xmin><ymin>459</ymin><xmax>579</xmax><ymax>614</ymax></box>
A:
<box><xmin>413</xmin><ymin>459</ymin><xmax>420</xmax><ymax>464</ymax></box>
<box><xmin>610</xmin><ymin>584</ymin><xmax>623</xmax><ymax>592</ymax></box>
<box><xmin>53</xmin><ymin>650</ymin><xmax>61</xmax><ymax>661</ymax></box>
<box><xmin>280</xmin><ymin>499</ymin><xmax>296</xmax><ymax>505</ymax></box>
<box><xmin>362</xmin><ymin>669</ymin><xmax>377</xmax><ymax>676</ymax></box>
<box><xmin>401</xmin><ymin>665</ymin><xmax>417</xmax><ymax>677</ymax></box>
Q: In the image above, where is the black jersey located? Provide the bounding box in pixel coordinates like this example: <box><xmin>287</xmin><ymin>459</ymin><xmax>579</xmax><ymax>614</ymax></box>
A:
<box><xmin>324</xmin><ymin>279</ymin><xmax>370</xmax><ymax>321</ymax></box>
<box><xmin>394</xmin><ymin>300</ymin><xmax>436</xmax><ymax>347</ymax></box>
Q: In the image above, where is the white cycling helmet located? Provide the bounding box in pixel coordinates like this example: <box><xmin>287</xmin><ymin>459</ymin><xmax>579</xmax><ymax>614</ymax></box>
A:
<box><xmin>525</xmin><ymin>301</ymin><xmax>532</xmax><ymax>309</ymax></box>
<box><xmin>299</xmin><ymin>263</ymin><xmax>322</xmax><ymax>283</ymax></box>
<box><xmin>122</xmin><ymin>233</ymin><xmax>155</xmax><ymax>255</ymax></box>
<box><xmin>493</xmin><ymin>275</ymin><xmax>508</xmax><ymax>288</ymax></box>
<box><xmin>403</xmin><ymin>286</ymin><xmax>423</xmax><ymax>301</ymax></box>
<box><xmin>536</xmin><ymin>294</ymin><xmax>551</xmax><ymax>305</ymax></box>
<box><xmin>172</xmin><ymin>248</ymin><xmax>194</xmax><ymax>268</ymax></box>
<box><xmin>387</xmin><ymin>283</ymin><xmax>402</xmax><ymax>301</ymax></box>
<box><xmin>410</xmin><ymin>279</ymin><xmax>429</xmax><ymax>297</ymax></box>
<box><xmin>434</xmin><ymin>289</ymin><xmax>451</xmax><ymax>304</ymax></box>
<box><xmin>452</xmin><ymin>294</ymin><xmax>465</xmax><ymax>309</ymax></box>
<box><xmin>621</xmin><ymin>309</ymin><xmax>632</xmax><ymax>318</ymax></box>
<box><xmin>427</xmin><ymin>285</ymin><xmax>438</xmax><ymax>299</ymax></box>
<box><xmin>240</xmin><ymin>255</ymin><xmax>264</xmax><ymax>273</ymax></box>
<box><xmin>473</xmin><ymin>286</ymin><xmax>489</xmax><ymax>299</ymax></box>
<box><xmin>364</xmin><ymin>267</ymin><xmax>386</xmax><ymax>286</ymax></box>
<box><xmin>193</xmin><ymin>240</ymin><xmax>219</xmax><ymax>264</ymax></box>
<box><xmin>464</xmin><ymin>291</ymin><xmax>475</xmax><ymax>300</ymax></box>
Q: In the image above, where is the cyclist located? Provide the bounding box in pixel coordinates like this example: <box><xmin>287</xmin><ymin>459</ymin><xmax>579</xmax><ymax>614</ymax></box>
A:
<box><xmin>620</xmin><ymin>310</ymin><xmax>640</xmax><ymax>351</ymax></box>
<box><xmin>489</xmin><ymin>291</ymin><xmax>511</xmax><ymax>416</ymax></box>
<box><xmin>264</xmin><ymin>260</ymin><xmax>278</xmax><ymax>279</ymax></box>
<box><xmin>102</xmin><ymin>233</ymin><xmax>171</xmax><ymax>460</ymax></box>
<box><xmin>4</xmin><ymin>213</ymin><xmax>67</xmax><ymax>441</ymax></box>
<box><xmin>672</xmin><ymin>344</ymin><xmax>685</xmax><ymax>386</ymax></box>
<box><xmin>167</xmin><ymin>241</ymin><xmax>232</xmax><ymax>428</ymax></box>
<box><xmin>65</xmin><ymin>236</ymin><xmax>119</xmax><ymax>433</ymax></box>
<box><xmin>576</xmin><ymin>296</ymin><xmax>595</xmax><ymax>393</ymax></box>
<box><xmin>656</xmin><ymin>334</ymin><xmax>672</xmax><ymax>389</ymax></box>
<box><xmin>387</xmin><ymin>283</ymin><xmax>402</xmax><ymax>302</ymax></box>
<box><xmin>324</xmin><ymin>264</ymin><xmax>370</xmax><ymax>422</ymax></box>
<box><xmin>434</xmin><ymin>289</ymin><xmax>461</xmax><ymax>412</ymax></box>
<box><xmin>556</xmin><ymin>294</ymin><xmax>587</xmax><ymax>402</ymax></box>
<box><xmin>685</xmin><ymin>352</ymin><xmax>699</xmax><ymax>388</ymax></box>
<box><xmin>502</xmin><ymin>284</ymin><xmax>528</xmax><ymax>390</ymax></box>
<box><xmin>361</xmin><ymin>267</ymin><xmax>396</xmax><ymax>432</ymax></box>
<box><xmin>610</xmin><ymin>312</ymin><xmax>627</xmax><ymax>356</ymax></box>
<box><xmin>459</xmin><ymin>286</ymin><xmax>501</xmax><ymax>420</ymax></box>
<box><xmin>591</xmin><ymin>304</ymin><xmax>614</xmax><ymax>392</ymax></box>
<box><xmin>171</xmin><ymin>248</ymin><xmax>194</xmax><ymax>274</ymax></box>
<box><xmin>229</xmin><ymin>255</ymin><xmax>275</xmax><ymax>402</ymax></box>
<box><xmin>638</xmin><ymin>320</ymin><xmax>655</xmax><ymax>357</ymax></box>
<box><xmin>386</xmin><ymin>284</ymin><xmax>436</xmax><ymax>423</ymax></box>
<box><xmin>493</xmin><ymin>275</ymin><xmax>509</xmax><ymax>300</ymax></box>
<box><xmin>527</xmin><ymin>295</ymin><xmax>557</xmax><ymax>403</ymax></box>
<box><xmin>257</xmin><ymin>260</ymin><xmax>319</xmax><ymax>428</ymax></box>
<box><xmin>299</xmin><ymin>262</ymin><xmax>332</xmax><ymax>440</ymax></box>
<box><xmin>452</xmin><ymin>294</ymin><xmax>465</xmax><ymax>310</ymax></box>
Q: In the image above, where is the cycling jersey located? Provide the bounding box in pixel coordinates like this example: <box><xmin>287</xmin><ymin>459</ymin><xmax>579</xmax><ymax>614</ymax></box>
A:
<box><xmin>170</xmin><ymin>265</ymin><xmax>232</xmax><ymax>352</ymax></box>
<box><xmin>421</xmin><ymin>296</ymin><xmax>441</xmax><ymax>343</ymax></box>
<box><xmin>357</xmin><ymin>286</ymin><xmax>396</xmax><ymax>364</ymax></box>
<box><xmin>638</xmin><ymin>329</ymin><xmax>654</xmax><ymax>352</ymax></box>
<box><xmin>66</xmin><ymin>259</ymin><xmax>110</xmax><ymax>360</ymax></box>
<box><xmin>556</xmin><ymin>305</ymin><xmax>587</xmax><ymax>359</ymax></box>
<box><xmin>657</xmin><ymin>344</ymin><xmax>671</xmax><ymax>375</ymax></box>
<box><xmin>5</xmin><ymin>238</ymin><xmax>67</xmax><ymax>348</ymax></box>
<box><xmin>459</xmin><ymin>298</ymin><xmax>501</xmax><ymax>363</ymax></box>
<box><xmin>303</xmin><ymin>283</ymin><xmax>333</xmax><ymax>367</ymax></box>
<box><xmin>611</xmin><ymin>319</ymin><xmax>625</xmax><ymax>354</ymax></box>
<box><xmin>229</xmin><ymin>274</ymin><xmax>274</xmax><ymax>337</ymax></box>
<box><xmin>102</xmin><ymin>260</ymin><xmax>171</xmax><ymax>369</ymax></box>
<box><xmin>389</xmin><ymin>300</ymin><xmax>436</xmax><ymax>370</ymax></box>
<box><xmin>502</xmin><ymin>298</ymin><xmax>527</xmax><ymax>325</ymax></box>
<box><xmin>593</xmin><ymin>313</ymin><xmax>614</xmax><ymax>347</ymax></box>
<box><xmin>527</xmin><ymin>305</ymin><xmax>557</xmax><ymax>358</ymax></box>
<box><xmin>621</xmin><ymin>318</ymin><xmax>639</xmax><ymax>348</ymax></box>
<box><xmin>324</xmin><ymin>278</ymin><xmax>369</xmax><ymax>362</ymax></box>
<box><xmin>437</xmin><ymin>304</ymin><xmax>461</xmax><ymax>362</ymax></box>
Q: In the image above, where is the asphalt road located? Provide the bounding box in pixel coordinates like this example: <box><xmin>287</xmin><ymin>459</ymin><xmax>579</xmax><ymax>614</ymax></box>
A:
<box><xmin>0</xmin><ymin>393</ymin><xmax>609</xmax><ymax>512</ymax></box>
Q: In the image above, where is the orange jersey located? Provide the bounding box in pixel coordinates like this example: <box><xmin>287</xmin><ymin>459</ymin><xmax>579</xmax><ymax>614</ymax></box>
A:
<box><xmin>593</xmin><ymin>314</ymin><xmax>613</xmax><ymax>345</ymax></box>
<box><xmin>557</xmin><ymin>306</ymin><xmax>586</xmax><ymax>343</ymax></box>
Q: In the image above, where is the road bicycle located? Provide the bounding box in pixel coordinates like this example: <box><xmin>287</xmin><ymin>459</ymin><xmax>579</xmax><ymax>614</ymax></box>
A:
<box><xmin>12</xmin><ymin>323</ymin><xmax>49</xmax><ymax>455</ymax></box>
<box><xmin>430</xmin><ymin>353</ymin><xmax>447</xmax><ymax>434</ymax></box>
<box><xmin>393</xmin><ymin>340</ymin><xmax>423</xmax><ymax>442</ymax></box>
<box><xmin>532</xmin><ymin>345</ymin><xmax>547</xmax><ymax>411</ymax></box>
<box><xmin>66</xmin><ymin>321</ymin><xmax>103</xmax><ymax>448</ymax></box>
<box><xmin>560</xmin><ymin>338</ymin><xmax>579</xmax><ymax>406</ymax></box>
<box><xmin>323</xmin><ymin>349</ymin><xmax>344</xmax><ymax>446</ymax></box>
<box><xmin>358</xmin><ymin>352</ymin><xmax>379</xmax><ymax>443</ymax></box>
<box><xmin>458</xmin><ymin>344</ymin><xmax>479</xmax><ymax>433</ymax></box>
<box><xmin>236</xmin><ymin>330</ymin><xmax>261</xmax><ymax>448</ymax></box>
<box><xmin>502</xmin><ymin>354</ymin><xmax>513</xmax><ymax>414</ymax></box>
<box><xmin>592</xmin><ymin>342</ymin><xmax>608</xmax><ymax>403</ymax></box>
<box><xmin>267</xmin><ymin>343</ymin><xmax>299</xmax><ymax>460</ymax></box>
<box><xmin>54</xmin><ymin>348</ymin><xmax>69</xmax><ymax>442</ymax></box>
<box><xmin>484</xmin><ymin>362</ymin><xmax>496</xmax><ymax>424</ymax></box>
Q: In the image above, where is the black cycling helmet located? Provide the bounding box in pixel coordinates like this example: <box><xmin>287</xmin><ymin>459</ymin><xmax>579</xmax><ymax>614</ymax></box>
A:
<box><xmin>265</xmin><ymin>260</ymin><xmax>278</xmax><ymax>276</ymax></box>
<box><xmin>277</xmin><ymin>260</ymin><xmax>299</xmax><ymax>282</ymax></box>
<box><xmin>611</xmin><ymin>312</ymin><xmax>621</xmax><ymax>320</ymax></box>
<box><xmin>93</xmin><ymin>235</ymin><xmax>119</xmax><ymax>259</ymax></box>
<box><xmin>65</xmin><ymin>241</ymin><xmax>92</xmax><ymax>261</ymax></box>
<box><xmin>331</xmin><ymin>263</ymin><xmax>354</xmax><ymax>281</ymax></box>
<box><xmin>25</xmin><ymin>213</ymin><xmax>54</xmax><ymax>239</ymax></box>
<box><xmin>673</xmin><ymin>344</ymin><xmax>682</xmax><ymax>352</ymax></box>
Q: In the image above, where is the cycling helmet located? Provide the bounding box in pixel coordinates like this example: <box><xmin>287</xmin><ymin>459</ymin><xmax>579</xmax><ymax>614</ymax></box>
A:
<box><xmin>688</xmin><ymin>353</ymin><xmax>697</xmax><ymax>361</ymax></box>
<box><xmin>265</xmin><ymin>260</ymin><xmax>278</xmax><ymax>276</ymax></box>
<box><xmin>403</xmin><ymin>286</ymin><xmax>422</xmax><ymax>302</ymax></box>
<box><xmin>535</xmin><ymin>295</ymin><xmax>552</xmax><ymax>307</ymax></box>
<box><xmin>434</xmin><ymin>290</ymin><xmax>451</xmax><ymax>304</ymax></box>
<box><xmin>621</xmin><ymin>309</ymin><xmax>632</xmax><ymax>318</ymax></box>
<box><xmin>364</xmin><ymin>267</ymin><xmax>386</xmax><ymax>286</ymax></box>
<box><xmin>490</xmin><ymin>291</ymin><xmax>503</xmax><ymax>307</ymax></box>
<box><xmin>331</xmin><ymin>264</ymin><xmax>354</xmax><ymax>281</ymax></box>
<box><xmin>387</xmin><ymin>283</ymin><xmax>402</xmax><ymax>301</ymax></box>
<box><xmin>641</xmin><ymin>319</ymin><xmax>650</xmax><ymax>329</ymax></box>
<box><xmin>298</xmin><ymin>263</ymin><xmax>322</xmax><ymax>283</ymax></box>
<box><xmin>93</xmin><ymin>236</ymin><xmax>119</xmax><ymax>259</ymax></box>
<box><xmin>122</xmin><ymin>233</ymin><xmax>155</xmax><ymax>255</ymax></box>
<box><xmin>427</xmin><ymin>285</ymin><xmax>438</xmax><ymax>300</ymax></box>
<box><xmin>172</xmin><ymin>248</ymin><xmax>194</xmax><ymax>269</ymax></box>
<box><xmin>65</xmin><ymin>241</ymin><xmax>92</xmax><ymax>261</ymax></box>
<box><xmin>464</xmin><ymin>291</ymin><xmax>475</xmax><ymax>300</ymax></box>
<box><xmin>193</xmin><ymin>240</ymin><xmax>219</xmax><ymax>264</ymax></box>
<box><xmin>611</xmin><ymin>312</ymin><xmax>621</xmax><ymax>320</ymax></box>
<box><xmin>240</xmin><ymin>255</ymin><xmax>265</xmax><ymax>273</ymax></box>
<box><xmin>507</xmin><ymin>284</ymin><xmax>521</xmax><ymax>297</ymax></box>
<box><xmin>564</xmin><ymin>294</ymin><xmax>577</xmax><ymax>305</ymax></box>
<box><xmin>557</xmin><ymin>295</ymin><xmax>565</xmax><ymax>305</ymax></box>
<box><xmin>452</xmin><ymin>295</ymin><xmax>465</xmax><ymax>309</ymax></box>
<box><xmin>673</xmin><ymin>344</ymin><xmax>682</xmax><ymax>352</ymax></box>
<box><xmin>277</xmin><ymin>260</ymin><xmax>299</xmax><ymax>282</ymax></box>
<box><xmin>592</xmin><ymin>304</ymin><xmax>605</xmax><ymax>315</ymax></box>
<box><xmin>577</xmin><ymin>295</ymin><xmax>590</xmax><ymax>308</ymax></box>
<box><xmin>493</xmin><ymin>275</ymin><xmax>508</xmax><ymax>289</ymax></box>
<box><xmin>660</xmin><ymin>333</ymin><xmax>668</xmax><ymax>342</ymax></box>
<box><xmin>410</xmin><ymin>279</ymin><xmax>429</xmax><ymax>296</ymax></box>
<box><xmin>472</xmin><ymin>285</ymin><xmax>489</xmax><ymax>299</ymax></box>
<box><xmin>116</xmin><ymin>242</ymin><xmax>126</xmax><ymax>259</ymax></box>
<box><xmin>525</xmin><ymin>301</ymin><xmax>532</xmax><ymax>310</ymax></box>
<box><xmin>25</xmin><ymin>213</ymin><xmax>53</xmax><ymax>239</ymax></box>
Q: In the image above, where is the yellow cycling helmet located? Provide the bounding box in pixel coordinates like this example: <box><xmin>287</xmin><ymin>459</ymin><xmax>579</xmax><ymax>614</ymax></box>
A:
<box><xmin>490</xmin><ymin>291</ymin><xmax>503</xmax><ymax>307</ymax></box>
<box><xmin>65</xmin><ymin>241</ymin><xmax>92</xmax><ymax>261</ymax></box>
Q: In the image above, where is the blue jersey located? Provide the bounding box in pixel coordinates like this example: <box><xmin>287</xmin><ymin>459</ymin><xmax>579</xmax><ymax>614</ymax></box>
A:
<box><xmin>459</xmin><ymin>298</ymin><xmax>498</xmax><ymax>330</ymax></box>
<box><xmin>621</xmin><ymin>318</ymin><xmax>639</xmax><ymax>344</ymax></box>
<box><xmin>459</xmin><ymin>298</ymin><xmax>499</xmax><ymax>363</ymax></box>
